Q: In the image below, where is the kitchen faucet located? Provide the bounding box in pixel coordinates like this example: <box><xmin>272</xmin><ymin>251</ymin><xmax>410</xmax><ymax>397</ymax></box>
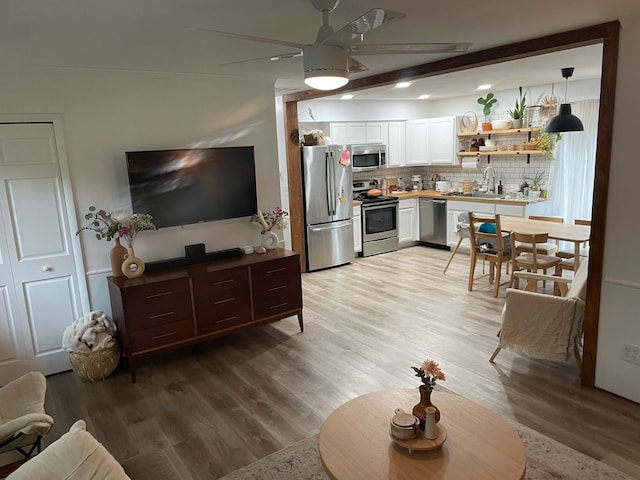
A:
<box><xmin>482</xmin><ymin>165</ymin><xmax>496</xmax><ymax>193</ymax></box>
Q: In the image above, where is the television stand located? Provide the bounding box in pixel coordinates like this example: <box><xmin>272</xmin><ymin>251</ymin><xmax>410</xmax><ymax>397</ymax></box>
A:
<box><xmin>107</xmin><ymin>248</ymin><xmax>303</xmax><ymax>382</ymax></box>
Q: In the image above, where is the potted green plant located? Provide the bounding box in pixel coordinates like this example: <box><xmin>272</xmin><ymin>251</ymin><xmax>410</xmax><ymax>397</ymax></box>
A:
<box><xmin>477</xmin><ymin>93</ymin><xmax>497</xmax><ymax>131</ymax></box>
<box><xmin>533</xmin><ymin>130</ymin><xmax>562</xmax><ymax>160</ymax></box>
<box><xmin>525</xmin><ymin>170</ymin><xmax>547</xmax><ymax>199</ymax></box>
<box><xmin>508</xmin><ymin>86</ymin><xmax>526</xmax><ymax>129</ymax></box>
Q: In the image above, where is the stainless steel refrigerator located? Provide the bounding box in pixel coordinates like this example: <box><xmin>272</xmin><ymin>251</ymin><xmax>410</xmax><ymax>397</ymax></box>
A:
<box><xmin>302</xmin><ymin>144</ymin><xmax>354</xmax><ymax>272</ymax></box>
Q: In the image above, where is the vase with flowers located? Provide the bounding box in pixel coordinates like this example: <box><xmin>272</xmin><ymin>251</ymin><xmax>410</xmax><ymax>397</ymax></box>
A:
<box><xmin>76</xmin><ymin>206</ymin><xmax>127</xmax><ymax>277</ymax></box>
<box><xmin>411</xmin><ymin>358</ymin><xmax>446</xmax><ymax>426</ymax></box>
<box><xmin>117</xmin><ymin>213</ymin><xmax>156</xmax><ymax>278</ymax></box>
<box><xmin>76</xmin><ymin>207</ymin><xmax>156</xmax><ymax>278</ymax></box>
<box><xmin>251</xmin><ymin>206</ymin><xmax>288</xmax><ymax>250</ymax></box>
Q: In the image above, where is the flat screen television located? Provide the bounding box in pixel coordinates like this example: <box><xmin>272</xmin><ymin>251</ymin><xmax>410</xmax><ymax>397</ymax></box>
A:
<box><xmin>125</xmin><ymin>146</ymin><xmax>258</xmax><ymax>229</ymax></box>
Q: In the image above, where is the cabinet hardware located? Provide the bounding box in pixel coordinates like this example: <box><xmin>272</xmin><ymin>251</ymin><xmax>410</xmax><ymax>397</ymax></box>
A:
<box><xmin>215</xmin><ymin>316</ymin><xmax>237</xmax><ymax>324</ymax></box>
<box><xmin>149</xmin><ymin>311</ymin><xmax>174</xmax><ymax>319</ymax></box>
<box><xmin>214</xmin><ymin>297</ymin><xmax>235</xmax><ymax>305</ymax></box>
<box><xmin>151</xmin><ymin>331</ymin><xmax>176</xmax><ymax>340</ymax></box>
<box><xmin>147</xmin><ymin>291</ymin><xmax>172</xmax><ymax>299</ymax></box>
<box><xmin>213</xmin><ymin>279</ymin><xmax>235</xmax><ymax>285</ymax></box>
<box><xmin>268</xmin><ymin>285</ymin><xmax>287</xmax><ymax>291</ymax></box>
<box><xmin>267</xmin><ymin>267</ymin><xmax>286</xmax><ymax>273</ymax></box>
<box><xmin>269</xmin><ymin>302</ymin><xmax>288</xmax><ymax>309</ymax></box>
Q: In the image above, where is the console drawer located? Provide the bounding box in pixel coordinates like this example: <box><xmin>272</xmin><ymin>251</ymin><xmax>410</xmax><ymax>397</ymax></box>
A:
<box><xmin>130</xmin><ymin>318</ymin><xmax>195</xmax><ymax>352</ymax></box>
<box><xmin>122</xmin><ymin>278</ymin><xmax>191</xmax><ymax>332</ymax></box>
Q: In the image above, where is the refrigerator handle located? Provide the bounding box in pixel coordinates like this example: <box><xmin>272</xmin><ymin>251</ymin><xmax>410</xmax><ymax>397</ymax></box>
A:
<box><xmin>325</xmin><ymin>151</ymin><xmax>332</xmax><ymax>217</ymax></box>
<box><xmin>330</xmin><ymin>151</ymin><xmax>337</xmax><ymax>216</ymax></box>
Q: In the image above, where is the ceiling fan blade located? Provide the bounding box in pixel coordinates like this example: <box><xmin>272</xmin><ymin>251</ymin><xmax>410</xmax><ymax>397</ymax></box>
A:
<box><xmin>189</xmin><ymin>27</ymin><xmax>306</xmax><ymax>50</ymax></box>
<box><xmin>327</xmin><ymin>9</ymin><xmax>406</xmax><ymax>48</ymax></box>
<box><xmin>349</xmin><ymin>56</ymin><xmax>369</xmax><ymax>73</ymax></box>
<box><xmin>351</xmin><ymin>42</ymin><xmax>473</xmax><ymax>55</ymax></box>
<box><xmin>219</xmin><ymin>51</ymin><xmax>303</xmax><ymax>66</ymax></box>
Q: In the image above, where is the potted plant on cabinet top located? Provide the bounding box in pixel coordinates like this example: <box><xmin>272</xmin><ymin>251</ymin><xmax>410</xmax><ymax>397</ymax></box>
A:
<box><xmin>508</xmin><ymin>86</ymin><xmax>526</xmax><ymax>129</ymax></box>
<box><xmin>477</xmin><ymin>93</ymin><xmax>498</xmax><ymax>131</ymax></box>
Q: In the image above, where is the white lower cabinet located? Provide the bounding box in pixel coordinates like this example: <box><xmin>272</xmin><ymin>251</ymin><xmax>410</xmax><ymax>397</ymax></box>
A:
<box><xmin>399</xmin><ymin>198</ymin><xmax>419</xmax><ymax>246</ymax></box>
<box><xmin>353</xmin><ymin>205</ymin><xmax>362</xmax><ymax>253</ymax></box>
<box><xmin>446</xmin><ymin>200</ymin><xmax>494</xmax><ymax>249</ymax></box>
<box><xmin>447</xmin><ymin>199</ymin><xmax>548</xmax><ymax>249</ymax></box>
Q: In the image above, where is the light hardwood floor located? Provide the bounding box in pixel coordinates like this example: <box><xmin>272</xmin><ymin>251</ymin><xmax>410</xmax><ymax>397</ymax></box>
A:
<box><xmin>43</xmin><ymin>246</ymin><xmax>640</xmax><ymax>479</ymax></box>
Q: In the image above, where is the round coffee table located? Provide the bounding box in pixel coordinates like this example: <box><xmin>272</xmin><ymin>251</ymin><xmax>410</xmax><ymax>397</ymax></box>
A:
<box><xmin>319</xmin><ymin>389</ymin><xmax>526</xmax><ymax>480</ymax></box>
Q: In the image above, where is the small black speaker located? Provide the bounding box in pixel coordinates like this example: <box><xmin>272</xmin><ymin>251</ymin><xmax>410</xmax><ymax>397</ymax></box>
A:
<box><xmin>185</xmin><ymin>243</ymin><xmax>206</xmax><ymax>258</ymax></box>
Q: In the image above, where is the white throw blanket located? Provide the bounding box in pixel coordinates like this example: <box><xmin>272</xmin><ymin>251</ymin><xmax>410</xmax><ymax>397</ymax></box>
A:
<box><xmin>62</xmin><ymin>311</ymin><xmax>117</xmax><ymax>352</ymax></box>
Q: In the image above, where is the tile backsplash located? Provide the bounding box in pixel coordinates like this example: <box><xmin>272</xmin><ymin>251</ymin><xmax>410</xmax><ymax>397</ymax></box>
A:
<box><xmin>354</xmin><ymin>157</ymin><xmax>551</xmax><ymax>195</ymax></box>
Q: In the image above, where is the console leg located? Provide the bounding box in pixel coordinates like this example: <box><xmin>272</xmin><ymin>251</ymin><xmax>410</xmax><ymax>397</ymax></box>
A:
<box><xmin>128</xmin><ymin>355</ymin><xmax>138</xmax><ymax>383</ymax></box>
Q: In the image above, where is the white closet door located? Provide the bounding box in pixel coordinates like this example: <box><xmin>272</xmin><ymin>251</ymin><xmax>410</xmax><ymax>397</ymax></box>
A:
<box><xmin>0</xmin><ymin>123</ymin><xmax>84</xmax><ymax>384</ymax></box>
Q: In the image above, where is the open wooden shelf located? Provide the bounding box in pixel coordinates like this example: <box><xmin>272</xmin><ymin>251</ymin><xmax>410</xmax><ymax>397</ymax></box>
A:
<box><xmin>458</xmin><ymin>150</ymin><xmax>545</xmax><ymax>157</ymax></box>
<box><xmin>457</xmin><ymin>127</ymin><xmax>542</xmax><ymax>137</ymax></box>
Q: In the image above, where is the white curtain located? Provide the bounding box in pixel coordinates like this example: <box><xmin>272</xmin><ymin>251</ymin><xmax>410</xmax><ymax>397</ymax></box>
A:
<box><xmin>547</xmin><ymin>99</ymin><xmax>600</xmax><ymax>224</ymax></box>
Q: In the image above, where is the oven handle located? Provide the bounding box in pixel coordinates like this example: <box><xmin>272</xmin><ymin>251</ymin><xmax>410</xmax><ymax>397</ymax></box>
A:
<box><xmin>363</xmin><ymin>201</ymin><xmax>399</xmax><ymax>211</ymax></box>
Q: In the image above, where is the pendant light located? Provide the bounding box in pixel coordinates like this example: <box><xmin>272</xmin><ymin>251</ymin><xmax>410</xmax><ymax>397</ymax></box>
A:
<box><xmin>544</xmin><ymin>67</ymin><xmax>584</xmax><ymax>133</ymax></box>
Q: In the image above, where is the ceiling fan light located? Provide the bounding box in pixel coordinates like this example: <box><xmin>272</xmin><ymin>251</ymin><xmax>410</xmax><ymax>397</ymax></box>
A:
<box><xmin>303</xmin><ymin>44</ymin><xmax>349</xmax><ymax>91</ymax></box>
<box><xmin>304</xmin><ymin>74</ymin><xmax>349</xmax><ymax>90</ymax></box>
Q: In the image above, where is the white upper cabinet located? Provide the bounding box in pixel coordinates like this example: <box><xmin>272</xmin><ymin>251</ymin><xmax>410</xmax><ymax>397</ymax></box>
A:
<box><xmin>365</xmin><ymin>123</ymin><xmax>388</xmax><ymax>144</ymax></box>
<box><xmin>428</xmin><ymin>116</ymin><xmax>457</xmax><ymax>165</ymax></box>
<box><xmin>387</xmin><ymin>121</ymin><xmax>406</xmax><ymax>167</ymax></box>
<box><xmin>330</xmin><ymin>122</ymin><xmax>388</xmax><ymax>145</ymax></box>
<box><xmin>405</xmin><ymin>119</ymin><xmax>429</xmax><ymax>165</ymax></box>
<box><xmin>405</xmin><ymin>117</ymin><xmax>457</xmax><ymax>166</ymax></box>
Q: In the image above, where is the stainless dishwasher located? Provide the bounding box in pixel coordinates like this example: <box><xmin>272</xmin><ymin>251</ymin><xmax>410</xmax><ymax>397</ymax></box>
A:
<box><xmin>419</xmin><ymin>198</ymin><xmax>449</xmax><ymax>249</ymax></box>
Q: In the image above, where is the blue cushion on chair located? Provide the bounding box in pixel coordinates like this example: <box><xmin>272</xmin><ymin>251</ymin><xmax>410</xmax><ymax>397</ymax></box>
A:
<box><xmin>478</xmin><ymin>223</ymin><xmax>497</xmax><ymax>234</ymax></box>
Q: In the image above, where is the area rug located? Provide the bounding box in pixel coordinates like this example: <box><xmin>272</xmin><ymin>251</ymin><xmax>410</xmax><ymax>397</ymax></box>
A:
<box><xmin>218</xmin><ymin>422</ymin><xmax>631</xmax><ymax>480</ymax></box>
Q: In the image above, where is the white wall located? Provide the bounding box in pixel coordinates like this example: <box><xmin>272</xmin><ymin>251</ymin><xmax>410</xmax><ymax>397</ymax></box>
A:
<box><xmin>0</xmin><ymin>68</ymin><xmax>281</xmax><ymax>314</ymax></box>
<box><xmin>429</xmin><ymin>78</ymin><xmax>601</xmax><ymax>122</ymax></box>
<box><xmin>595</xmin><ymin>19</ymin><xmax>640</xmax><ymax>402</ymax></box>
<box><xmin>297</xmin><ymin>99</ymin><xmax>432</xmax><ymax>122</ymax></box>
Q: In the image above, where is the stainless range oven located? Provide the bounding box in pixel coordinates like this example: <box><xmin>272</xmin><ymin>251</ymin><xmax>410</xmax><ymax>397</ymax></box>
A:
<box><xmin>354</xmin><ymin>180</ymin><xmax>399</xmax><ymax>257</ymax></box>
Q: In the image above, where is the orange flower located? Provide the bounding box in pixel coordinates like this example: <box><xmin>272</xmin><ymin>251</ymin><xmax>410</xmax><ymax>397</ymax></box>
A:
<box><xmin>412</xmin><ymin>358</ymin><xmax>446</xmax><ymax>390</ymax></box>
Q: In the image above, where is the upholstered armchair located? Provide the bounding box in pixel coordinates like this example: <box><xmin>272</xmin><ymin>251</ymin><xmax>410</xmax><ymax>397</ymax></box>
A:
<box><xmin>7</xmin><ymin>420</ymin><xmax>130</xmax><ymax>479</ymax></box>
<box><xmin>489</xmin><ymin>256</ymin><xmax>588</xmax><ymax>368</ymax></box>
<box><xmin>0</xmin><ymin>372</ymin><xmax>54</xmax><ymax>474</ymax></box>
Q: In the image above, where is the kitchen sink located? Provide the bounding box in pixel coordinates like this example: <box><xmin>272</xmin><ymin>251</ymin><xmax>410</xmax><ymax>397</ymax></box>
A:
<box><xmin>470</xmin><ymin>192</ymin><xmax>505</xmax><ymax>199</ymax></box>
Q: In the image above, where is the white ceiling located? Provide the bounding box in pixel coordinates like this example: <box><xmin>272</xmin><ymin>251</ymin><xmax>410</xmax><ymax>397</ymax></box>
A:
<box><xmin>1</xmin><ymin>0</ymin><xmax>638</xmax><ymax>98</ymax></box>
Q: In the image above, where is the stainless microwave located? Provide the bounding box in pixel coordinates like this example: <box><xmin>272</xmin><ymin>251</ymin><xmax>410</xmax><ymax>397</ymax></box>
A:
<box><xmin>351</xmin><ymin>144</ymin><xmax>386</xmax><ymax>171</ymax></box>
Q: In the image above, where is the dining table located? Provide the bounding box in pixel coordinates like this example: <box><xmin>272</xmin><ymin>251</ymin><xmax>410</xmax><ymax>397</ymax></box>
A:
<box><xmin>500</xmin><ymin>216</ymin><xmax>591</xmax><ymax>269</ymax></box>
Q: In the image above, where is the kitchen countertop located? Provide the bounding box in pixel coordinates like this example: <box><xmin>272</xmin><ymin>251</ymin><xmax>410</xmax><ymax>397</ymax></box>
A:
<box><xmin>352</xmin><ymin>190</ymin><xmax>546</xmax><ymax>206</ymax></box>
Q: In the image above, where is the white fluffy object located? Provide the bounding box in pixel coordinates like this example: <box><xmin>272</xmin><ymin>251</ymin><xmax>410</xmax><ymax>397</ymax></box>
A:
<box><xmin>62</xmin><ymin>311</ymin><xmax>117</xmax><ymax>352</ymax></box>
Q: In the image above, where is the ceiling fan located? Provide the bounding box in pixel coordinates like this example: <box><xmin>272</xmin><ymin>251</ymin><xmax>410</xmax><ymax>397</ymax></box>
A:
<box><xmin>195</xmin><ymin>0</ymin><xmax>472</xmax><ymax>90</ymax></box>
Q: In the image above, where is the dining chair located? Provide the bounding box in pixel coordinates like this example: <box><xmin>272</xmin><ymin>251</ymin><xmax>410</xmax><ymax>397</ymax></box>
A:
<box><xmin>489</xmin><ymin>256</ymin><xmax>589</xmax><ymax>369</ymax></box>
<box><xmin>443</xmin><ymin>212</ymin><xmax>470</xmax><ymax>274</ymax></box>
<box><xmin>467</xmin><ymin>212</ymin><xmax>511</xmax><ymax>297</ymax></box>
<box><xmin>556</xmin><ymin>219</ymin><xmax>591</xmax><ymax>273</ymax></box>
<box><xmin>508</xmin><ymin>231</ymin><xmax>563</xmax><ymax>290</ymax></box>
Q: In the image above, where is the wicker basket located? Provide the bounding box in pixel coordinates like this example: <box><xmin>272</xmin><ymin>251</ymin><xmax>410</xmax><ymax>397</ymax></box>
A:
<box><xmin>69</xmin><ymin>344</ymin><xmax>120</xmax><ymax>382</ymax></box>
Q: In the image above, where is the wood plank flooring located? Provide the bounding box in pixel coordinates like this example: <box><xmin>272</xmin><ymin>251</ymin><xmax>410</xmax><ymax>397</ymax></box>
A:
<box><xmin>41</xmin><ymin>246</ymin><xmax>640</xmax><ymax>479</ymax></box>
